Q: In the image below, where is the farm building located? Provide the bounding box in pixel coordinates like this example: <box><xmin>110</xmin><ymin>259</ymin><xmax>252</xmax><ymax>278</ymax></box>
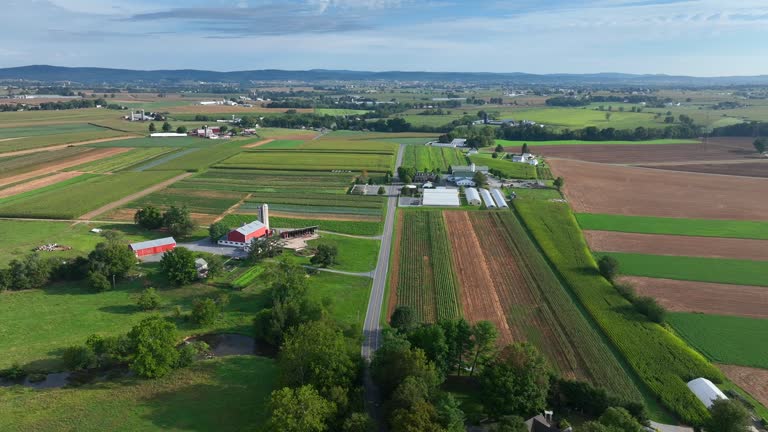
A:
<box><xmin>479</xmin><ymin>188</ymin><xmax>496</xmax><ymax>208</ymax></box>
<box><xmin>465</xmin><ymin>188</ymin><xmax>481</xmax><ymax>205</ymax></box>
<box><xmin>280</xmin><ymin>226</ymin><xmax>319</xmax><ymax>239</ymax></box>
<box><xmin>423</xmin><ymin>187</ymin><xmax>460</xmax><ymax>207</ymax></box>
<box><xmin>218</xmin><ymin>221</ymin><xmax>269</xmax><ymax>247</ymax></box>
<box><xmin>512</xmin><ymin>153</ymin><xmax>540</xmax><ymax>166</ymax></box>
<box><xmin>150</xmin><ymin>133</ymin><xmax>188</xmax><ymax>138</ymax></box>
<box><xmin>455</xmin><ymin>178</ymin><xmax>476</xmax><ymax>187</ymax></box>
<box><xmin>687</xmin><ymin>378</ymin><xmax>728</xmax><ymax>408</ymax></box>
<box><xmin>196</xmin><ymin>125</ymin><xmax>221</xmax><ymax>138</ymax></box>
<box><xmin>195</xmin><ymin>258</ymin><xmax>209</xmax><ymax>278</ymax></box>
<box><xmin>491</xmin><ymin>189</ymin><xmax>509</xmax><ymax>208</ymax></box>
<box><xmin>130</xmin><ymin>237</ymin><xmax>176</xmax><ymax>257</ymax></box>
<box><xmin>426</xmin><ymin>138</ymin><xmax>467</xmax><ymax>148</ymax></box>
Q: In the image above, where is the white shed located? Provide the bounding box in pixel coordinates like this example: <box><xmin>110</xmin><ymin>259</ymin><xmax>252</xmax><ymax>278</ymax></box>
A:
<box><xmin>687</xmin><ymin>378</ymin><xmax>727</xmax><ymax>408</ymax></box>
<box><xmin>490</xmin><ymin>189</ymin><xmax>509</xmax><ymax>208</ymax></box>
<box><xmin>423</xmin><ymin>188</ymin><xmax>460</xmax><ymax>207</ymax></box>
<box><xmin>479</xmin><ymin>188</ymin><xmax>496</xmax><ymax>208</ymax></box>
<box><xmin>465</xmin><ymin>188</ymin><xmax>481</xmax><ymax>206</ymax></box>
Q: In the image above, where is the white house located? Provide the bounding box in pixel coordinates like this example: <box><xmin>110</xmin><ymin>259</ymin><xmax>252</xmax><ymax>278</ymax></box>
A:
<box><xmin>455</xmin><ymin>178</ymin><xmax>476</xmax><ymax>187</ymax></box>
<box><xmin>465</xmin><ymin>188</ymin><xmax>481</xmax><ymax>206</ymax></box>
<box><xmin>512</xmin><ymin>153</ymin><xmax>540</xmax><ymax>166</ymax></box>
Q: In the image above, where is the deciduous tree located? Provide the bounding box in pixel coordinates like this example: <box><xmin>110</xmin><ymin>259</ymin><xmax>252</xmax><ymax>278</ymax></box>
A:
<box><xmin>268</xmin><ymin>385</ymin><xmax>336</xmax><ymax>432</ymax></box>
<box><xmin>160</xmin><ymin>247</ymin><xmax>197</xmax><ymax>286</ymax></box>
<box><xmin>479</xmin><ymin>342</ymin><xmax>550</xmax><ymax>418</ymax></box>
<box><xmin>134</xmin><ymin>206</ymin><xmax>163</xmax><ymax>229</ymax></box>
<box><xmin>127</xmin><ymin>316</ymin><xmax>179</xmax><ymax>378</ymax></box>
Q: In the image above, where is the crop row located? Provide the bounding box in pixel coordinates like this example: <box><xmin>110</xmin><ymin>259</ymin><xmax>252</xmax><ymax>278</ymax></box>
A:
<box><xmin>131</xmin><ymin>188</ymin><xmax>245</xmax><ymax>214</ymax></box>
<box><xmin>215</xmin><ymin>151</ymin><xmax>394</xmax><ymax>173</ymax></box>
<box><xmin>243</xmin><ymin>202</ymin><xmax>383</xmax><ymax>217</ymax></box>
<box><xmin>66</xmin><ymin>147</ymin><xmax>176</xmax><ymax>173</ymax></box>
<box><xmin>480</xmin><ymin>212</ymin><xmax>642</xmax><ymax>402</ymax></box>
<box><xmin>0</xmin><ymin>129</ymin><xmax>127</xmax><ymax>154</ymax></box>
<box><xmin>402</xmin><ymin>145</ymin><xmax>467</xmax><ymax>172</ymax></box>
<box><xmin>396</xmin><ymin>211</ymin><xmax>461</xmax><ymax>322</ymax></box>
<box><xmin>514</xmin><ymin>200</ymin><xmax>723</xmax><ymax>426</ymax></box>
<box><xmin>242</xmin><ymin>193</ymin><xmax>385</xmax><ymax>209</ymax></box>
<box><xmin>0</xmin><ymin>147</ymin><xmax>92</xmax><ymax>177</ymax></box>
<box><xmin>232</xmin><ymin>265</ymin><xmax>264</xmax><ymax>289</ymax></box>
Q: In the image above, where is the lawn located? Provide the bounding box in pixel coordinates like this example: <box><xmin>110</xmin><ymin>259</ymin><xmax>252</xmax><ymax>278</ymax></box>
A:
<box><xmin>221</xmin><ymin>214</ymin><xmax>383</xmax><ymax>236</ymax></box>
<box><xmin>509</xmin><ymin>187</ymin><xmax>562</xmax><ymax>201</ymax></box>
<box><xmin>576</xmin><ymin>213</ymin><xmax>768</xmax><ymax>240</ymax></box>
<box><xmin>469</xmin><ymin>154</ymin><xmax>538</xmax><ymax>179</ymax></box>
<box><xmin>598</xmin><ymin>252</ymin><xmax>768</xmax><ymax>287</ymax></box>
<box><xmin>496</xmin><ymin>138</ymin><xmax>699</xmax><ymax>147</ymax></box>
<box><xmin>0</xmin><ymin>356</ymin><xmax>277</xmax><ymax>432</ymax></box>
<box><xmin>668</xmin><ymin>313</ymin><xmax>768</xmax><ymax>369</ymax></box>
<box><xmin>307</xmin><ymin>272</ymin><xmax>372</xmax><ymax>327</ymax></box>
<box><xmin>293</xmin><ymin>233</ymin><xmax>380</xmax><ymax>273</ymax></box>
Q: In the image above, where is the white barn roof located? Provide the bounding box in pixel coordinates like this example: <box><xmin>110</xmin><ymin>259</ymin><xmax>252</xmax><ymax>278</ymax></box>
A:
<box><xmin>130</xmin><ymin>237</ymin><xmax>176</xmax><ymax>251</ymax></box>
<box><xmin>423</xmin><ymin>188</ymin><xmax>460</xmax><ymax>207</ymax></box>
<box><xmin>479</xmin><ymin>189</ymin><xmax>496</xmax><ymax>208</ymax></box>
<box><xmin>235</xmin><ymin>221</ymin><xmax>267</xmax><ymax>235</ymax></box>
<box><xmin>490</xmin><ymin>189</ymin><xmax>509</xmax><ymax>208</ymax></box>
<box><xmin>687</xmin><ymin>378</ymin><xmax>727</xmax><ymax>408</ymax></box>
<box><xmin>465</xmin><ymin>188</ymin><xmax>481</xmax><ymax>205</ymax></box>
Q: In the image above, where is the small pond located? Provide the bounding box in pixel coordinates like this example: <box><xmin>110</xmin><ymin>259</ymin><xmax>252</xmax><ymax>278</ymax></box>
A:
<box><xmin>186</xmin><ymin>333</ymin><xmax>276</xmax><ymax>358</ymax></box>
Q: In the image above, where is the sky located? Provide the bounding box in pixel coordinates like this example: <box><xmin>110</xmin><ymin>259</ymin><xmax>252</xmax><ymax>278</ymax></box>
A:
<box><xmin>3</xmin><ymin>0</ymin><xmax>768</xmax><ymax>76</ymax></box>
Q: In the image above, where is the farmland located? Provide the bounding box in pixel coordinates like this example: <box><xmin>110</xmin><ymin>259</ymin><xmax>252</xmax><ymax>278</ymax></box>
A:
<box><xmin>444</xmin><ymin>211</ymin><xmax>644</xmax><ymax>401</ymax></box>
<box><xmin>400</xmin><ymin>145</ymin><xmax>467</xmax><ymax>171</ymax></box>
<box><xmin>64</xmin><ymin>147</ymin><xmax>176</xmax><ymax>173</ymax></box>
<box><xmin>576</xmin><ymin>213</ymin><xmax>768</xmax><ymax>240</ymax></box>
<box><xmin>469</xmin><ymin>153</ymin><xmax>538</xmax><ymax>179</ymax></box>
<box><xmin>215</xmin><ymin>149</ymin><xmax>395</xmax><ymax>172</ymax></box>
<box><xmin>390</xmin><ymin>210</ymin><xmax>462</xmax><ymax>322</ymax></box>
<box><xmin>0</xmin><ymin>125</ymin><xmax>130</xmax><ymax>153</ymax></box>
<box><xmin>514</xmin><ymin>200</ymin><xmax>723</xmax><ymax>425</ymax></box>
<box><xmin>0</xmin><ymin>147</ymin><xmax>126</xmax><ymax>182</ymax></box>
<box><xmin>598</xmin><ymin>252</ymin><xmax>768</xmax><ymax>287</ymax></box>
<box><xmin>668</xmin><ymin>313</ymin><xmax>768</xmax><ymax>370</ymax></box>
<box><xmin>496</xmin><ymin>138</ymin><xmax>699</xmax><ymax>147</ymax></box>
<box><xmin>223</xmin><ymin>214</ymin><xmax>383</xmax><ymax>236</ymax></box>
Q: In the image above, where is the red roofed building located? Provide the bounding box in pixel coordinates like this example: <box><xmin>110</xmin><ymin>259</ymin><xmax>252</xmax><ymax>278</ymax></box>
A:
<box><xmin>218</xmin><ymin>221</ymin><xmax>268</xmax><ymax>247</ymax></box>
<box><xmin>130</xmin><ymin>237</ymin><xmax>176</xmax><ymax>257</ymax></box>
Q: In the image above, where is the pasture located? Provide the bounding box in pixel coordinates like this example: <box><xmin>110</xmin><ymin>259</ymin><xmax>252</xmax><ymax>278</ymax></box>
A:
<box><xmin>599</xmin><ymin>252</ymin><xmax>768</xmax><ymax>287</ymax></box>
<box><xmin>668</xmin><ymin>313</ymin><xmax>768</xmax><ymax>370</ymax></box>
<box><xmin>576</xmin><ymin>213</ymin><xmax>768</xmax><ymax>240</ymax></box>
<box><xmin>514</xmin><ymin>199</ymin><xmax>722</xmax><ymax>425</ymax></box>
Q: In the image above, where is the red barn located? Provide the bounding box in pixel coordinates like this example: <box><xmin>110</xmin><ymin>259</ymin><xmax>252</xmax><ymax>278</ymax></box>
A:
<box><xmin>217</xmin><ymin>221</ymin><xmax>268</xmax><ymax>247</ymax></box>
<box><xmin>130</xmin><ymin>237</ymin><xmax>176</xmax><ymax>257</ymax></box>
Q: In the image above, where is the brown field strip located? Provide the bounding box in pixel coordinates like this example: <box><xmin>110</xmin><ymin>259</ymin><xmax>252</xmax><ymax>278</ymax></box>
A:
<box><xmin>549</xmin><ymin>158</ymin><xmax>768</xmax><ymax>220</ymax></box>
<box><xmin>443</xmin><ymin>211</ymin><xmax>514</xmax><ymax>345</ymax></box>
<box><xmin>585</xmin><ymin>230</ymin><xmax>768</xmax><ymax>261</ymax></box>
<box><xmin>0</xmin><ymin>147</ymin><xmax>131</xmax><ymax>188</ymax></box>
<box><xmin>243</xmin><ymin>139</ymin><xmax>274</xmax><ymax>148</ymax></box>
<box><xmin>719</xmin><ymin>364</ymin><xmax>768</xmax><ymax>408</ymax></box>
<box><xmin>0</xmin><ymin>135</ymin><xmax>137</xmax><ymax>158</ymax></box>
<box><xmin>639</xmin><ymin>161</ymin><xmax>768</xmax><ymax>178</ymax></box>
<box><xmin>0</xmin><ymin>172</ymin><xmax>84</xmax><ymax>199</ymax></box>
<box><xmin>622</xmin><ymin>276</ymin><xmax>768</xmax><ymax>319</ymax></box>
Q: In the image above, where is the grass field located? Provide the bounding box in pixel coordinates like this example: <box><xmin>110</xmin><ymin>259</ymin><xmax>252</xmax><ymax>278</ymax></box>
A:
<box><xmin>669</xmin><ymin>313</ymin><xmax>768</xmax><ymax>370</ymax></box>
<box><xmin>599</xmin><ymin>252</ymin><xmax>768</xmax><ymax>287</ymax></box>
<box><xmin>576</xmin><ymin>214</ymin><xmax>768</xmax><ymax>240</ymax></box>
<box><xmin>0</xmin><ymin>171</ymin><xmax>180</xmax><ymax>219</ymax></box>
<box><xmin>65</xmin><ymin>148</ymin><xmax>176</xmax><ymax>173</ymax></box>
<box><xmin>515</xmin><ymin>200</ymin><xmax>722</xmax><ymax>425</ymax></box>
<box><xmin>0</xmin><ymin>356</ymin><xmax>276</xmax><ymax>432</ymax></box>
<box><xmin>469</xmin><ymin>153</ymin><xmax>538</xmax><ymax>179</ymax></box>
<box><xmin>258</xmin><ymin>140</ymin><xmax>305</xmax><ymax>149</ymax></box>
<box><xmin>215</xmin><ymin>149</ymin><xmax>395</xmax><ymax>172</ymax></box>
<box><xmin>293</xmin><ymin>233</ymin><xmax>380</xmax><ymax>273</ymax></box>
<box><xmin>401</xmin><ymin>145</ymin><xmax>467</xmax><ymax>172</ymax></box>
<box><xmin>86</xmin><ymin>137</ymin><xmax>211</xmax><ymax>148</ymax></box>
<box><xmin>496</xmin><ymin>138</ymin><xmax>699</xmax><ymax>147</ymax></box>
<box><xmin>315</xmin><ymin>108</ymin><xmax>371</xmax><ymax>115</ymax></box>
<box><xmin>306</xmin><ymin>272</ymin><xmax>372</xmax><ymax>327</ymax></box>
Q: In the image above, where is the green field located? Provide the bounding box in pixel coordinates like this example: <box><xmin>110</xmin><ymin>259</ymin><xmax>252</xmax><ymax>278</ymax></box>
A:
<box><xmin>131</xmin><ymin>188</ymin><xmax>246</xmax><ymax>215</ymax></box>
<box><xmin>215</xmin><ymin>149</ymin><xmax>394</xmax><ymax>172</ymax></box>
<box><xmin>576</xmin><ymin>213</ymin><xmax>768</xmax><ymax>240</ymax></box>
<box><xmin>0</xmin><ymin>171</ymin><xmax>180</xmax><ymax>219</ymax></box>
<box><xmin>0</xmin><ymin>129</ymin><xmax>129</xmax><ymax>153</ymax></box>
<box><xmin>65</xmin><ymin>148</ymin><xmax>177</xmax><ymax>173</ymax></box>
<box><xmin>668</xmin><ymin>313</ymin><xmax>768</xmax><ymax>369</ymax></box>
<box><xmin>394</xmin><ymin>210</ymin><xmax>461</xmax><ymax>322</ymax></box>
<box><xmin>86</xmin><ymin>137</ymin><xmax>211</xmax><ymax>148</ymax></box>
<box><xmin>143</xmin><ymin>141</ymin><xmax>245</xmax><ymax>171</ymax></box>
<box><xmin>469</xmin><ymin>154</ymin><xmax>538</xmax><ymax>179</ymax></box>
<box><xmin>222</xmin><ymin>214</ymin><xmax>383</xmax><ymax>236</ymax></box>
<box><xmin>0</xmin><ymin>147</ymin><xmax>93</xmax><ymax>177</ymax></box>
<box><xmin>401</xmin><ymin>145</ymin><xmax>467</xmax><ymax>172</ymax></box>
<box><xmin>315</xmin><ymin>108</ymin><xmax>371</xmax><ymax>115</ymax></box>
<box><xmin>258</xmin><ymin>140</ymin><xmax>305</xmax><ymax>149</ymax></box>
<box><xmin>306</xmin><ymin>272</ymin><xmax>372</xmax><ymax>326</ymax></box>
<box><xmin>514</xmin><ymin>200</ymin><xmax>722</xmax><ymax>425</ymax></box>
<box><xmin>0</xmin><ymin>108</ymin><xmax>117</xmax><ymax>127</ymax></box>
<box><xmin>599</xmin><ymin>252</ymin><xmax>768</xmax><ymax>287</ymax></box>
<box><xmin>293</xmin><ymin>233</ymin><xmax>380</xmax><ymax>273</ymax></box>
<box><xmin>496</xmin><ymin>138</ymin><xmax>699</xmax><ymax>147</ymax></box>
<box><xmin>0</xmin><ymin>356</ymin><xmax>276</xmax><ymax>432</ymax></box>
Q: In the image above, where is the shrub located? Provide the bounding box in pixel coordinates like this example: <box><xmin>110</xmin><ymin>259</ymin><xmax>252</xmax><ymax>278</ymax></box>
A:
<box><xmin>634</xmin><ymin>296</ymin><xmax>666</xmax><ymax>324</ymax></box>
<box><xmin>613</xmin><ymin>282</ymin><xmax>637</xmax><ymax>302</ymax></box>
<box><xmin>176</xmin><ymin>341</ymin><xmax>209</xmax><ymax>368</ymax></box>
<box><xmin>597</xmin><ymin>255</ymin><xmax>620</xmax><ymax>281</ymax></box>
<box><xmin>88</xmin><ymin>271</ymin><xmax>111</xmax><ymax>292</ymax></box>
<box><xmin>191</xmin><ymin>298</ymin><xmax>220</xmax><ymax>326</ymax></box>
<box><xmin>310</xmin><ymin>243</ymin><xmax>338</xmax><ymax>268</ymax></box>
<box><xmin>0</xmin><ymin>362</ymin><xmax>27</xmax><ymax>380</ymax></box>
<box><xmin>62</xmin><ymin>345</ymin><xmax>97</xmax><ymax>370</ymax></box>
<box><xmin>137</xmin><ymin>287</ymin><xmax>161</xmax><ymax>311</ymax></box>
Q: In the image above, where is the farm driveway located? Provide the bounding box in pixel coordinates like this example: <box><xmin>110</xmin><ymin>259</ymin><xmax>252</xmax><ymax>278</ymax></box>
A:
<box><xmin>76</xmin><ymin>172</ymin><xmax>192</xmax><ymax>220</ymax></box>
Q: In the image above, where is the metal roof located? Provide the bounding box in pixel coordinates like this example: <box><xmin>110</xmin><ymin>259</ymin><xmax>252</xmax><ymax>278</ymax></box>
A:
<box><xmin>423</xmin><ymin>188</ymin><xmax>460</xmax><ymax>207</ymax></box>
<box><xmin>465</xmin><ymin>187</ymin><xmax>481</xmax><ymax>204</ymax></box>
<box><xmin>235</xmin><ymin>221</ymin><xmax>266</xmax><ymax>235</ymax></box>
<box><xmin>479</xmin><ymin>189</ymin><xmax>496</xmax><ymax>208</ymax></box>
<box><xmin>687</xmin><ymin>378</ymin><xmax>727</xmax><ymax>408</ymax></box>
<box><xmin>130</xmin><ymin>237</ymin><xmax>176</xmax><ymax>251</ymax></box>
<box><xmin>491</xmin><ymin>189</ymin><xmax>509</xmax><ymax>208</ymax></box>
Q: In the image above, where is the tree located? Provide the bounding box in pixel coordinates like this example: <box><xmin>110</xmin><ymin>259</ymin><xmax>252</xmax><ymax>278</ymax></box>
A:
<box><xmin>279</xmin><ymin>320</ymin><xmax>356</xmax><ymax>396</ymax></box>
<box><xmin>407</xmin><ymin>324</ymin><xmax>449</xmax><ymax>372</ymax></box>
<box><xmin>390</xmin><ymin>400</ymin><xmax>445</xmax><ymax>432</ymax></box>
<box><xmin>598</xmin><ymin>407</ymin><xmax>644</xmax><ymax>432</ymax></box>
<box><xmin>134</xmin><ymin>206</ymin><xmax>163</xmax><ymax>229</ymax></box>
<box><xmin>268</xmin><ymin>385</ymin><xmax>336</xmax><ymax>432</ymax></box>
<box><xmin>162</xmin><ymin>206</ymin><xmax>195</xmax><ymax>238</ymax></box>
<box><xmin>633</xmin><ymin>296</ymin><xmax>666</xmax><ymax>323</ymax></box>
<box><xmin>161</xmin><ymin>121</ymin><xmax>172</xmax><ymax>132</ymax></box>
<box><xmin>148</xmin><ymin>122</ymin><xmax>156</xmax><ymax>133</ymax></box>
<box><xmin>391</xmin><ymin>305</ymin><xmax>417</xmax><ymax>333</ymax></box>
<box><xmin>208</xmin><ymin>222</ymin><xmax>229</xmax><ymax>242</ymax></box>
<box><xmin>137</xmin><ymin>287</ymin><xmax>161</xmax><ymax>310</ymax></box>
<box><xmin>87</xmin><ymin>270</ymin><xmax>111</xmax><ymax>292</ymax></box>
<box><xmin>191</xmin><ymin>298</ymin><xmax>220</xmax><ymax>326</ymax></box>
<box><xmin>371</xmin><ymin>336</ymin><xmax>442</xmax><ymax>398</ymax></box>
<box><xmin>219</xmin><ymin>125</ymin><xmax>228</xmax><ymax>133</ymax></box>
<box><xmin>706</xmin><ymin>398</ymin><xmax>750</xmax><ymax>432</ymax></box>
<box><xmin>605</xmin><ymin>112</ymin><xmax>612</xmax><ymax>121</ymax></box>
<box><xmin>597</xmin><ymin>255</ymin><xmax>620</xmax><ymax>281</ymax></box>
<box><xmin>247</xmin><ymin>236</ymin><xmax>283</xmax><ymax>262</ymax></box>
<box><xmin>479</xmin><ymin>342</ymin><xmax>550</xmax><ymax>418</ymax></box>
<box><xmin>435</xmin><ymin>393</ymin><xmax>466</xmax><ymax>432</ymax></box>
<box><xmin>160</xmin><ymin>247</ymin><xmax>197</xmax><ymax>286</ymax></box>
<box><xmin>469</xmin><ymin>321</ymin><xmax>498</xmax><ymax>376</ymax></box>
<box><xmin>754</xmin><ymin>138</ymin><xmax>767</xmax><ymax>154</ymax></box>
<box><xmin>310</xmin><ymin>243</ymin><xmax>338</xmax><ymax>268</ymax></box>
<box><xmin>492</xmin><ymin>152</ymin><xmax>499</xmax><ymax>159</ymax></box>
<box><xmin>127</xmin><ymin>316</ymin><xmax>179</xmax><ymax>378</ymax></box>
<box><xmin>495</xmin><ymin>144</ymin><xmax>504</xmax><ymax>153</ymax></box>
<box><xmin>473</xmin><ymin>171</ymin><xmax>488</xmax><ymax>187</ymax></box>
<box><xmin>62</xmin><ymin>345</ymin><xmax>97</xmax><ymax>370</ymax></box>
<box><xmin>553</xmin><ymin>176</ymin><xmax>565</xmax><ymax>191</ymax></box>
<box><xmin>521</xmin><ymin>143</ymin><xmax>529</xmax><ymax>154</ymax></box>
<box><xmin>88</xmin><ymin>235</ymin><xmax>136</xmax><ymax>279</ymax></box>
<box><xmin>176</xmin><ymin>126</ymin><xmax>187</xmax><ymax>134</ymax></box>
<box><xmin>378</xmin><ymin>186</ymin><xmax>386</xmax><ymax>195</ymax></box>
<box><xmin>491</xmin><ymin>416</ymin><xmax>528</xmax><ymax>432</ymax></box>
<box><xmin>342</xmin><ymin>412</ymin><xmax>376</xmax><ymax>432</ymax></box>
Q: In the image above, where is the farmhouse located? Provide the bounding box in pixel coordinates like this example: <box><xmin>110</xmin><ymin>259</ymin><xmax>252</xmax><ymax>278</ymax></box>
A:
<box><xmin>130</xmin><ymin>237</ymin><xmax>176</xmax><ymax>257</ymax></box>
<box><xmin>218</xmin><ymin>221</ymin><xmax>269</xmax><ymax>247</ymax></box>
<box><xmin>479</xmin><ymin>188</ymin><xmax>496</xmax><ymax>208</ymax></box>
<box><xmin>512</xmin><ymin>153</ymin><xmax>540</xmax><ymax>166</ymax></box>
<box><xmin>687</xmin><ymin>378</ymin><xmax>728</xmax><ymax>408</ymax></box>
<box><xmin>465</xmin><ymin>187</ymin><xmax>481</xmax><ymax>205</ymax></box>
<box><xmin>422</xmin><ymin>187</ymin><xmax>460</xmax><ymax>207</ymax></box>
<box><xmin>426</xmin><ymin>138</ymin><xmax>467</xmax><ymax>148</ymax></box>
<box><xmin>491</xmin><ymin>188</ymin><xmax>509</xmax><ymax>208</ymax></box>
<box><xmin>525</xmin><ymin>413</ymin><xmax>572</xmax><ymax>432</ymax></box>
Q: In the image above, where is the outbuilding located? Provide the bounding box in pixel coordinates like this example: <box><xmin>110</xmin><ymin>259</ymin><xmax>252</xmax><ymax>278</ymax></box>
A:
<box><xmin>218</xmin><ymin>221</ymin><xmax>268</xmax><ymax>247</ymax></box>
<box><xmin>465</xmin><ymin>188</ymin><xmax>481</xmax><ymax>206</ymax></box>
<box><xmin>687</xmin><ymin>378</ymin><xmax>728</xmax><ymax>408</ymax></box>
<box><xmin>479</xmin><ymin>188</ymin><xmax>496</xmax><ymax>208</ymax></box>
<box><xmin>130</xmin><ymin>237</ymin><xmax>176</xmax><ymax>257</ymax></box>
<box><xmin>423</xmin><ymin>187</ymin><xmax>460</xmax><ymax>207</ymax></box>
<box><xmin>491</xmin><ymin>189</ymin><xmax>509</xmax><ymax>208</ymax></box>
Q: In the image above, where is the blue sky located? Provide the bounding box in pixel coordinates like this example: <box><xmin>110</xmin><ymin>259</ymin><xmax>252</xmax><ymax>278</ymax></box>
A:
<box><xmin>3</xmin><ymin>0</ymin><xmax>768</xmax><ymax>76</ymax></box>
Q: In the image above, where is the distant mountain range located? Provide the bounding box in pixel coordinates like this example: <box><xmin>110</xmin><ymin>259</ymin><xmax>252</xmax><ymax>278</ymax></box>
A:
<box><xmin>1</xmin><ymin>65</ymin><xmax>768</xmax><ymax>87</ymax></box>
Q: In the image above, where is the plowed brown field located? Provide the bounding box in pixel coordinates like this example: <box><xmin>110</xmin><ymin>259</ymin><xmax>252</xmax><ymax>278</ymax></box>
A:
<box><xmin>639</xmin><ymin>161</ymin><xmax>768</xmax><ymax>178</ymax></box>
<box><xmin>718</xmin><ymin>364</ymin><xmax>768</xmax><ymax>408</ymax></box>
<box><xmin>549</xmin><ymin>158</ymin><xmax>768</xmax><ymax>220</ymax></box>
<box><xmin>585</xmin><ymin>231</ymin><xmax>768</xmax><ymax>261</ymax></box>
<box><xmin>622</xmin><ymin>276</ymin><xmax>768</xmax><ymax>318</ymax></box>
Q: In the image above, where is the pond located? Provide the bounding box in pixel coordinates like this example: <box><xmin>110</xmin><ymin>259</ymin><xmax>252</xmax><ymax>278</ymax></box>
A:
<box><xmin>0</xmin><ymin>334</ymin><xmax>271</xmax><ymax>390</ymax></box>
